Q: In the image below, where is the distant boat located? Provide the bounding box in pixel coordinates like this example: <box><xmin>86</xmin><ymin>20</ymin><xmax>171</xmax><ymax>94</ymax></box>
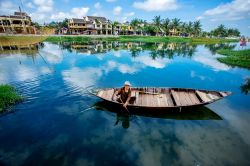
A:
<box><xmin>89</xmin><ymin>87</ymin><xmax>231</xmax><ymax>111</ymax></box>
<box><xmin>240</xmin><ymin>38</ymin><xmax>247</xmax><ymax>46</ymax></box>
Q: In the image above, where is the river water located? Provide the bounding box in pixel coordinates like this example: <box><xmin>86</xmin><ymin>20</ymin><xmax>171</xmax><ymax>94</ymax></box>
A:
<box><xmin>0</xmin><ymin>41</ymin><xmax>249</xmax><ymax>166</ymax></box>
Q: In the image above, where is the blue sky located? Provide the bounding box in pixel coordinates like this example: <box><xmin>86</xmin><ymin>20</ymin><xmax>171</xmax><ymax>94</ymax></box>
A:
<box><xmin>1</xmin><ymin>0</ymin><xmax>250</xmax><ymax>36</ymax></box>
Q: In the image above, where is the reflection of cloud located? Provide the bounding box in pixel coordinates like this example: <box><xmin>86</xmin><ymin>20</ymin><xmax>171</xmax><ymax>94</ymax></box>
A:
<box><xmin>43</xmin><ymin>53</ymin><xmax>62</xmax><ymax>64</ymax></box>
<box><xmin>62</xmin><ymin>67</ymin><xmax>102</xmax><ymax>88</ymax></box>
<box><xmin>113</xmin><ymin>50</ymin><xmax>121</xmax><ymax>57</ymax></box>
<box><xmin>15</xmin><ymin>65</ymin><xmax>38</xmax><ymax>82</ymax></box>
<box><xmin>209</xmin><ymin>100</ymin><xmax>250</xmax><ymax>146</ymax></box>
<box><xmin>133</xmin><ymin>55</ymin><xmax>170</xmax><ymax>69</ymax></box>
<box><xmin>61</xmin><ymin>53</ymin><xmax>172</xmax><ymax>88</ymax></box>
<box><xmin>62</xmin><ymin>60</ymin><xmax>140</xmax><ymax>88</ymax></box>
<box><xmin>193</xmin><ymin>47</ymin><xmax>231</xmax><ymax>71</ymax></box>
<box><xmin>40</xmin><ymin>66</ymin><xmax>51</xmax><ymax>74</ymax></box>
<box><xmin>193</xmin><ymin>55</ymin><xmax>230</xmax><ymax>71</ymax></box>
<box><xmin>190</xmin><ymin>71</ymin><xmax>206</xmax><ymax>80</ymax></box>
<box><xmin>41</xmin><ymin>43</ymin><xmax>63</xmax><ymax>64</ymax></box>
<box><xmin>119</xmin><ymin>64</ymin><xmax>138</xmax><ymax>74</ymax></box>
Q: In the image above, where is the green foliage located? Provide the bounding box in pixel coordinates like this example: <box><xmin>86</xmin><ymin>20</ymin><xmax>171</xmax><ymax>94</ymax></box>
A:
<box><xmin>193</xmin><ymin>20</ymin><xmax>202</xmax><ymax>37</ymax></box>
<box><xmin>45</xmin><ymin>35</ymin><xmax>237</xmax><ymax>44</ymax></box>
<box><xmin>31</xmin><ymin>22</ymin><xmax>41</xmax><ymax>29</ymax></box>
<box><xmin>217</xmin><ymin>49</ymin><xmax>250</xmax><ymax>69</ymax></box>
<box><xmin>152</xmin><ymin>16</ymin><xmax>162</xmax><ymax>35</ymax></box>
<box><xmin>0</xmin><ymin>85</ymin><xmax>23</xmax><ymax>112</ymax></box>
<box><xmin>210</xmin><ymin>24</ymin><xmax>240</xmax><ymax>37</ymax></box>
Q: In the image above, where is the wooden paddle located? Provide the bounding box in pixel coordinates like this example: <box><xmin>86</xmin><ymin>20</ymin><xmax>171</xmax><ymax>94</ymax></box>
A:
<box><xmin>118</xmin><ymin>97</ymin><xmax>130</xmax><ymax>114</ymax></box>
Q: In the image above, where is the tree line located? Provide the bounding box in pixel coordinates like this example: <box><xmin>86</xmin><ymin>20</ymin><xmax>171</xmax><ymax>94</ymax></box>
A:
<box><xmin>34</xmin><ymin>15</ymin><xmax>241</xmax><ymax>37</ymax></box>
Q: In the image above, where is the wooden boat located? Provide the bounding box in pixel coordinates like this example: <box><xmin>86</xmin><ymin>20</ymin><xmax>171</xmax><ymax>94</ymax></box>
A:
<box><xmin>89</xmin><ymin>87</ymin><xmax>231</xmax><ymax>111</ymax></box>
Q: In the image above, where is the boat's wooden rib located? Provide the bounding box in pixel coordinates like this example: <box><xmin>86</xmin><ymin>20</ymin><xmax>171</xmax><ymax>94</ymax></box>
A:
<box><xmin>196</xmin><ymin>90</ymin><xmax>211</xmax><ymax>103</ymax></box>
<box><xmin>170</xmin><ymin>90</ymin><xmax>181</xmax><ymax>106</ymax></box>
<box><xmin>90</xmin><ymin>87</ymin><xmax>231</xmax><ymax>110</ymax></box>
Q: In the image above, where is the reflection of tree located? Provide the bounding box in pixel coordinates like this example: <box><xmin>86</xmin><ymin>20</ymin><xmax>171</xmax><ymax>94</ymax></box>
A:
<box><xmin>130</xmin><ymin>46</ymin><xmax>141</xmax><ymax>58</ymax></box>
<box><xmin>57</xmin><ymin>41</ymin><xmax>198</xmax><ymax>59</ymax></box>
<box><xmin>241</xmin><ymin>78</ymin><xmax>250</xmax><ymax>95</ymax></box>
<box><xmin>205</xmin><ymin>43</ymin><xmax>236</xmax><ymax>55</ymax></box>
<box><xmin>146</xmin><ymin>42</ymin><xmax>196</xmax><ymax>59</ymax></box>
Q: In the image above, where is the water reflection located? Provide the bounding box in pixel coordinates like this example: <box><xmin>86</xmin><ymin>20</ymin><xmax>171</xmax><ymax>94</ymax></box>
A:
<box><xmin>94</xmin><ymin>101</ymin><xmax>222</xmax><ymax>127</ymax></box>
<box><xmin>0</xmin><ymin>40</ymin><xmax>250</xmax><ymax>165</ymax></box>
<box><xmin>204</xmin><ymin>43</ymin><xmax>236</xmax><ymax>55</ymax></box>
<box><xmin>241</xmin><ymin>78</ymin><xmax>250</xmax><ymax>95</ymax></box>
<box><xmin>57</xmin><ymin>41</ymin><xmax>198</xmax><ymax>59</ymax></box>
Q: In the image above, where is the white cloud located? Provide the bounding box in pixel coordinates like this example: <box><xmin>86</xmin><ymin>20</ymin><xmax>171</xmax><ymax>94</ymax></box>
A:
<box><xmin>124</xmin><ymin>12</ymin><xmax>135</xmax><ymax>17</ymax></box>
<box><xmin>133</xmin><ymin>0</ymin><xmax>178</xmax><ymax>12</ymax></box>
<box><xmin>71</xmin><ymin>7</ymin><xmax>89</xmax><ymax>18</ymax></box>
<box><xmin>33</xmin><ymin>0</ymin><xmax>54</xmax><ymax>13</ymax></box>
<box><xmin>50</xmin><ymin>7</ymin><xmax>89</xmax><ymax>21</ymax></box>
<box><xmin>30</xmin><ymin>0</ymin><xmax>89</xmax><ymax>22</ymax></box>
<box><xmin>30</xmin><ymin>13</ymin><xmax>46</xmax><ymax>21</ymax></box>
<box><xmin>94</xmin><ymin>2</ymin><xmax>101</xmax><ymax>9</ymax></box>
<box><xmin>51</xmin><ymin>12</ymin><xmax>71</xmax><ymax>20</ymax></box>
<box><xmin>121</xmin><ymin>16</ymin><xmax>128</xmax><ymax>23</ymax></box>
<box><xmin>198</xmin><ymin>0</ymin><xmax>250</xmax><ymax>21</ymax></box>
<box><xmin>0</xmin><ymin>0</ymin><xmax>16</xmax><ymax>15</ymax></box>
<box><xmin>26</xmin><ymin>2</ymin><xmax>35</xmax><ymax>9</ymax></box>
<box><xmin>113</xmin><ymin>6</ymin><xmax>122</xmax><ymax>15</ymax></box>
<box><xmin>106</xmin><ymin>0</ymin><xmax>116</xmax><ymax>2</ymax></box>
<box><xmin>196</xmin><ymin>16</ymin><xmax>203</xmax><ymax>20</ymax></box>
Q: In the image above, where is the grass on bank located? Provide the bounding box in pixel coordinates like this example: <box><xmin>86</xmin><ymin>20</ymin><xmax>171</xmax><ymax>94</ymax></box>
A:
<box><xmin>217</xmin><ymin>49</ymin><xmax>250</xmax><ymax>69</ymax></box>
<box><xmin>0</xmin><ymin>35</ymin><xmax>237</xmax><ymax>45</ymax></box>
<box><xmin>0</xmin><ymin>85</ymin><xmax>23</xmax><ymax>112</ymax></box>
<box><xmin>45</xmin><ymin>35</ymin><xmax>237</xmax><ymax>44</ymax></box>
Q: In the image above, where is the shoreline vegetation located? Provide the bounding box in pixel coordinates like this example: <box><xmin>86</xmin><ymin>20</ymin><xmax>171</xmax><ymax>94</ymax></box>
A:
<box><xmin>0</xmin><ymin>35</ymin><xmax>237</xmax><ymax>45</ymax></box>
<box><xmin>217</xmin><ymin>49</ymin><xmax>250</xmax><ymax>69</ymax></box>
<box><xmin>45</xmin><ymin>35</ymin><xmax>237</xmax><ymax>44</ymax></box>
<box><xmin>0</xmin><ymin>85</ymin><xmax>23</xmax><ymax>112</ymax></box>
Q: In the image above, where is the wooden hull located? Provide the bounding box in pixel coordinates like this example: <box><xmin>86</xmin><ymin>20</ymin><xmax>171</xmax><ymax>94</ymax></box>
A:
<box><xmin>94</xmin><ymin>101</ymin><xmax>223</xmax><ymax>120</ymax></box>
<box><xmin>89</xmin><ymin>87</ymin><xmax>231</xmax><ymax>111</ymax></box>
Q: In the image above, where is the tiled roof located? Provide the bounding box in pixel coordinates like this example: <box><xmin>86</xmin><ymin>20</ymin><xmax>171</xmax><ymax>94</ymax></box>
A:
<box><xmin>71</xmin><ymin>18</ymin><xmax>85</xmax><ymax>23</ymax></box>
<box><xmin>85</xmin><ymin>16</ymin><xmax>107</xmax><ymax>23</ymax></box>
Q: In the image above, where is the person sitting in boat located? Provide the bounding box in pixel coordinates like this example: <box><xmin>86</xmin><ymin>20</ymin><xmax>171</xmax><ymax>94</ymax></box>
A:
<box><xmin>112</xmin><ymin>81</ymin><xmax>131</xmax><ymax>108</ymax></box>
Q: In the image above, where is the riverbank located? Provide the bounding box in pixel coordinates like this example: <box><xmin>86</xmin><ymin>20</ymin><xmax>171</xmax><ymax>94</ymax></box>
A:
<box><xmin>0</xmin><ymin>35</ymin><xmax>237</xmax><ymax>45</ymax></box>
<box><xmin>217</xmin><ymin>49</ymin><xmax>250</xmax><ymax>69</ymax></box>
<box><xmin>0</xmin><ymin>85</ymin><xmax>23</xmax><ymax>112</ymax></box>
<box><xmin>0</xmin><ymin>35</ymin><xmax>48</xmax><ymax>47</ymax></box>
<box><xmin>45</xmin><ymin>35</ymin><xmax>237</xmax><ymax>44</ymax></box>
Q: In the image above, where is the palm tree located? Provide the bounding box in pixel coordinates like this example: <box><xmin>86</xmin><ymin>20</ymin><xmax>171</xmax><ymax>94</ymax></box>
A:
<box><xmin>186</xmin><ymin>21</ymin><xmax>193</xmax><ymax>37</ymax></box>
<box><xmin>162</xmin><ymin>18</ymin><xmax>170</xmax><ymax>36</ymax></box>
<box><xmin>170</xmin><ymin>18</ymin><xmax>181</xmax><ymax>36</ymax></box>
<box><xmin>152</xmin><ymin>16</ymin><xmax>162</xmax><ymax>36</ymax></box>
<box><xmin>227</xmin><ymin>28</ymin><xmax>240</xmax><ymax>37</ymax></box>
<box><xmin>193</xmin><ymin>20</ymin><xmax>202</xmax><ymax>37</ymax></box>
<box><xmin>112</xmin><ymin>21</ymin><xmax>119</xmax><ymax>35</ymax></box>
<box><xmin>121</xmin><ymin>25</ymin><xmax>127</xmax><ymax>35</ymax></box>
<box><xmin>130</xmin><ymin>18</ymin><xmax>140</xmax><ymax>35</ymax></box>
<box><xmin>179</xmin><ymin>22</ymin><xmax>187</xmax><ymax>36</ymax></box>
